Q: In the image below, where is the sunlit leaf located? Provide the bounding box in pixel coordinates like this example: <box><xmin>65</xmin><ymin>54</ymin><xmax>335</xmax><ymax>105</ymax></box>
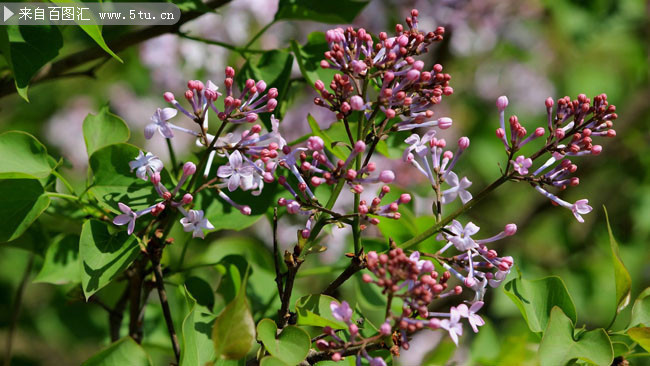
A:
<box><xmin>604</xmin><ymin>206</ymin><xmax>632</xmax><ymax>314</ymax></box>
<box><xmin>34</xmin><ymin>234</ymin><xmax>81</xmax><ymax>284</ymax></box>
<box><xmin>81</xmin><ymin>337</ymin><xmax>153</xmax><ymax>366</ymax></box>
<box><xmin>83</xmin><ymin>106</ymin><xmax>130</xmax><ymax>157</ymax></box>
<box><xmin>0</xmin><ymin>131</ymin><xmax>53</xmax><ymax>179</ymax></box>
<box><xmin>257</xmin><ymin>318</ymin><xmax>310</xmax><ymax>365</ymax></box>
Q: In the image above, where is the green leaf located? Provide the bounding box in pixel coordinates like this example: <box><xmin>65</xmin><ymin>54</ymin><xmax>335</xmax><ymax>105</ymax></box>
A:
<box><xmin>604</xmin><ymin>206</ymin><xmax>632</xmax><ymax>314</ymax></box>
<box><xmin>295</xmin><ymin>294</ymin><xmax>347</xmax><ymax>329</ymax></box>
<box><xmin>34</xmin><ymin>234</ymin><xmax>81</xmax><ymax>284</ymax></box>
<box><xmin>173</xmin><ymin>0</ymin><xmax>214</xmax><ymax>12</ymax></box>
<box><xmin>83</xmin><ymin>106</ymin><xmax>131</xmax><ymax>157</ymax></box>
<box><xmin>6</xmin><ymin>25</ymin><xmax>63</xmax><ymax>101</ymax></box>
<box><xmin>79</xmin><ymin>219</ymin><xmax>140</xmax><ymax>299</ymax></box>
<box><xmin>185</xmin><ymin>276</ymin><xmax>215</xmax><ymax>311</ymax></box>
<box><xmin>504</xmin><ymin>276</ymin><xmax>577</xmax><ymax>333</ymax></box>
<box><xmin>81</xmin><ymin>337</ymin><xmax>153</xmax><ymax>366</ymax></box>
<box><xmin>88</xmin><ymin>143</ymin><xmax>171</xmax><ymax>213</ymax></box>
<box><xmin>259</xmin><ymin>356</ymin><xmax>289</xmax><ymax>366</ymax></box>
<box><xmin>630</xmin><ymin>287</ymin><xmax>650</xmax><ymax>327</ymax></box>
<box><xmin>290</xmin><ymin>32</ymin><xmax>337</xmax><ymax>88</ymax></box>
<box><xmin>627</xmin><ymin>327</ymin><xmax>650</xmax><ymax>352</ymax></box>
<box><xmin>212</xmin><ymin>268</ymin><xmax>255</xmax><ymax>360</ymax></box>
<box><xmin>0</xmin><ymin>131</ymin><xmax>53</xmax><ymax>179</ymax></box>
<box><xmin>237</xmin><ymin>50</ymin><xmax>294</xmax><ymax>130</ymax></box>
<box><xmin>308</xmin><ymin>115</ymin><xmax>349</xmax><ymax>161</ymax></box>
<box><xmin>196</xmin><ymin>182</ymin><xmax>278</xmax><ymax>232</ymax></box>
<box><xmin>539</xmin><ymin>307</ymin><xmax>613</xmax><ymax>366</ymax></box>
<box><xmin>180</xmin><ymin>287</ymin><xmax>217</xmax><ymax>366</ymax></box>
<box><xmin>50</xmin><ymin>0</ymin><xmax>122</xmax><ymax>62</ymax></box>
<box><xmin>257</xmin><ymin>318</ymin><xmax>311</xmax><ymax>365</ymax></box>
<box><xmin>0</xmin><ymin>179</ymin><xmax>51</xmax><ymax>243</ymax></box>
<box><xmin>275</xmin><ymin>0</ymin><xmax>369</xmax><ymax>23</ymax></box>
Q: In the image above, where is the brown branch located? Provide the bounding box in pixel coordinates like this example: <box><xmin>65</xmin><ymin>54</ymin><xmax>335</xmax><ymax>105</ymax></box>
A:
<box><xmin>149</xmin><ymin>238</ymin><xmax>181</xmax><ymax>363</ymax></box>
<box><xmin>0</xmin><ymin>0</ymin><xmax>233</xmax><ymax>99</ymax></box>
<box><xmin>277</xmin><ymin>251</ymin><xmax>303</xmax><ymax>329</ymax></box>
<box><xmin>321</xmin><ymin>249</ymin><xmax>366</xmax><ymax>296</ymax></box>
<box><xmin>273</xmin><ymin>208</ymin><xmax>284</xmax><ymax>299</ymax></box>
<box><xmin>109</xmin><ymin>286</ymin><xmax>130</xmax><ymax>342</ymax></box>
<box><xmin>304</xmin><ymin>341</ymin><xmax>388</xmax><ymax>364</ymax></box>
<box><xmin>127</xmin><ymin>256</ymin><xmax>146</xmax><ymax>343</ymax></box>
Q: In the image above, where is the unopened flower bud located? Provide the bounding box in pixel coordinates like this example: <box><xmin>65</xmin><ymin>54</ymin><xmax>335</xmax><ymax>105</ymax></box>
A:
<box><xmin>182</xmin><ymin>193</ymin><xmax>193</xmax><ymax>204</ymax></box>
<box><xmin>183</xmin><ymin>162</ymin><xmax>196</xmax><ymax>176</ymax></box>
<box><xmin>496</xmin><ymin>96</ymin><xmax>509</xmax><ymax>111</ymax></box>
<box><xmin>350</xmin><ymin>95</ymin><xmax>365</xmax><ymax>110</ymax></box>
<box><xmin>458</xmin><ymin>136</ymin><xmax>470</xmax><ymax>149</ymax></box>
<box><xmin>504</xmin><ymin>223</ymin><xmax>517</xmax><ymax>236</ymax></box>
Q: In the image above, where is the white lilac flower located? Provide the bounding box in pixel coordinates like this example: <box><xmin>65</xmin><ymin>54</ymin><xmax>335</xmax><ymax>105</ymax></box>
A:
<box><xmin>534</xmin><ymin>186</ymin><xmax>593</xmax><ymax>223</ymax></box>
<box><xmin>446</xmin><ymin>220</ymin><xmax>480</xmax><ymax>251</ymax></box>
<box><xmin>129</xmin><ymin>151</ymin><xmax>164</xmax><ymax>181</ymax></box>
<box><xmin>402</xmin><ymin>130</ymin><xmax>436</xmax><ymax>161</ymax></box>
<box><xmin>113</xmin><ymin>203</ymin><xmax>138</xmax><ymax>235</ymax></box>
<box><xmin>330</xmin><ymin>300</ymin><xmax>353</xmax><ymax>323</ymax></box>
<box><xmin>440</xmin><ymin>308</ymin><xmax>463</xmax><ymax>345</ymax></box>
<box><xmin>408</xmin><ymin>251</ymin><xmax>434</xmax><ymax>273</ymax></box>
<box><xmin>441</xmin><ymin>171</ymin><xmax>472</xmax><ymax>204</ymax></box>
<box><xmin>456</xmin><ymin>302</ymin><xmax>485</xmax><ymax>333</ymax></box>
<box><xmin>180</xmin><ymin>209</ymin><xmax>214</xmax><ymax>239</ymax></box>
<box><xmin>145</xmin><ymin>108</ymin><xmax>177</xmax><ymax>139</ymax></box>
<box><xmin>217</xmin><ymin>150</ymin><xmax>255</xmax><ymax>192</ymax></box>
<box><xmin>512</xmin><ymin>155</ymin><xmax>533</xmax><ymax>175</ymax></box>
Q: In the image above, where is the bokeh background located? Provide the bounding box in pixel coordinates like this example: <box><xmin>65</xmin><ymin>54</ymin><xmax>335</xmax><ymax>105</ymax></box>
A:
<box><xmin>0</xmin><ymin>0</ymin><xmax>649</xmax><ymax>365</ymax></box>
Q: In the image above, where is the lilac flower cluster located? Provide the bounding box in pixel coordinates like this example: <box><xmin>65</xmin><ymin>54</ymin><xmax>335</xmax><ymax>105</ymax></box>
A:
<box><xmin>495</xmin><ymin>94</ymin><xmax>617</xmax><ymax>222</ymax></box>
<box><xmin>113</xmin><ymin>152</ymin><xmax>214</xmax><ymax>239</ymax></box>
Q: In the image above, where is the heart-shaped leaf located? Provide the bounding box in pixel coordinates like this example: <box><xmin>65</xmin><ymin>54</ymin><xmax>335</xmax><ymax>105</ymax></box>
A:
<box><xmin>83</xmin><ymin>106</ymin><xmax>130</xmax><ymax>157</ymax></box>
<box><xmin>295</xmin><ymin>294</ymin><xmax>347</xmax><ymax>329</ymax></box>
<box><xmin>504</xmin><ymin>276</ymin><xmax>577</xmax><ymax>333</ymax></box>
<box><xmin>79</xmin><ymin>219</ymin><xmax>140</xmax><ymax>299</ymax></box>
<box><xmin>0</xmin><ymin>131</ymin><xmax>53</xmax><ymax>179</ymax></box>
<box><xmin>538</xmin><ymin>307</ymin><xmax>613</xmax><ymax>366</ymax></box>
<box><xmin>81</xmin><ymin>337</ymin><xmax>152</xmax><ymax>366</ymax></box>
<box><xmin>180</xmin><ymin>286</ymin><xmax>217</xmax><ymax>366</ymax></box>
<box><xmin>212</xmin><ymin>267</ymin><xmax>255</xmax><ymax>360</ymax></box>
<box><xmin>0</xmin><ymin>178</ymin><xmax>51</xmax><ymax>243</ymax></box>
<box><xmin>604</xmin><ymin>206</ymin><xmax>632</xmax><ymax>314</ymax></box>
<box><xmin>257</xmin><ymin>318</ymin><xmax>310</xmax><ymax>365</ymax></box>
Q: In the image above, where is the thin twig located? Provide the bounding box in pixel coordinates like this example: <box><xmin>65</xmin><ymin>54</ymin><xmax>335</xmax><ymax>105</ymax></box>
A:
<box><xmin>149</xmin><ymin>239</ymin><xmax>181</xmax><ymax>363</ymax></box>
<box><xmin>277</xmin><ymin>253</ymin><xmax>302</xmax><ymax>329</ymax></box>
<box><xmin>273</xmin><ymin>208</ymin><xmax>284</xmax><ymax>299</ymax></box>
<box><xmin>321</xmin><ymin>249</ymin><xmax>366</xmax><ymax>296</ymax></box>
<box><xmin>3</xmin><ymin>253</ymin><xmax>34</xmax><ymax>366</ymax></box>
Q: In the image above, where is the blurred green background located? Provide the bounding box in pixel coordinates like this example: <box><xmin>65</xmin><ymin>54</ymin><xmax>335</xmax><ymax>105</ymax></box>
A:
<box><xmin>0</xmin><ymin>0</ymin><xmax>648</xmax><ymax>364</ymax></box>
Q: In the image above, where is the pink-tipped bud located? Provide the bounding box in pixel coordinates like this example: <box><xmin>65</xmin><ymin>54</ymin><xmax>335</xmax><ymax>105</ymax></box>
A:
<box><xmin>535</xmin><ymin>127</ymin><xmax>545</xmax><ymax>137</ymax></box>
<box><xmin>353</xmin><ymin>185</ymin><xmax>364</xmax><ymax>194</ymax></box>
<box><xmin>428</xmin><ymin>318</ymin><xmax>441</xmax><ymax>329</ymax></box>
<box><xmin>266</xmin><ymin>99</ymin><xmax>278</xmax><ymax>112</ymax></box>
<box><xmin>183</xmin><ymin>162</ymin><xmax>197</xmax><ymax>176</ymax></box>
<box><xmin>591</xmin><ymin>145</ymin><xmax>602</xmax><ymax>155</ymax></box>
<box><xmin>301</xmin><ymin>229</ymin><xmax>311</xmax><ymax>239</ymax></box>
<box><xmin>350</xmin><ymin>95</ymin><xmax>365</xmax><ymax>111</ymax></box>
<box><xmin>314</xmin><ymin>80</ymin><xmax>325</xmax><ymax>91</ymax></box>
<box><xmin>379</xmin><ymin>170</ymin><xmax>395</xmax><ymax>183</ymax></box>
<box><xmin>504</xmin><ymin>223</ymin><xmax>517</xmax><ymax>236</ymax></box>
<box><xmin>496</xmin><ymin>128</ymin><xmax>505</xmax><ymax>138</ymax></box>
<box><xmin>225</xmin><ymin>66</ymin><xmax>235</xmax><ymax>78</ymax></box>
<box><xmin>380</xmin><ymin>322</ymin><xmax>392</xmax><ymax>335</ymax></box>
<box><xmin>464</xmin><ymin>277</ymin><xmax>477</xmax><ymax>287</ymax></box>
<box><xmin>496</xmin><ymin>96</ymin><xmax>509</xmax><ymax>111</ymax></box>
<box><xmin>256</xmin><ymin>80</ymin><xmax>267</xmax><ymax>92</ymax></box>
<box><xmin>369</xmin><ymin>217</ymin><xmax>380</xmax><ymax>225</ymax></box>
<box><xmin>454</xmin><ymin>286</ymin><xmax>463</xmax><ymax>295</ymax></box>
<box><xmin>268</xmin><ymin>88</ymin><xmax>278</xmax><ymax>99</ymax></box>
<box><xmin>263</xmin><ymin>172</ymin><xmax>275</xmax><ymax>183</ymax></box>
<box><xmin>349</xmin><ymin>323</ymin><xmax>359</xmax><ymax>335</ymax></box>
<box><xmin>362</xmin><ymin>274</ymin><xmax>373</xmax><ymax>283</ymax></box>
<box><xmin>443</xmin><ymin>151</ymin><xmax>453</xmax><ymax>160</ymax></box>
<box><xmin>316</xmin><ymin>339</ymin><xmax>329</xmax><ymax>351</ymax></box>
<box><xmin>438</xmin><ymin>117</ymin><xmax>452</xmax><ymax>129</ymax></box>
<box><xmin>341</xmin><ymin>102</ymin><xmax>351</xmax><ymax>113</ymax></box>
<box><xmin>150</xmin><ymin>172</ymin><xmax>161</xmax><ymax>185</ymax></box>
<box><xmin>382</xmin><ymin>185</ymin><xmax>390</xmax><ymax>194</ymax></box>
<box><xmin>545</xmin><ymin>97</ymin><xmax>554</xmax><ymax>108</ymax></box>
<box><xmin>399</xmin><ymin>193</ymin><xmax>411</xmax><ymax>204</ymax></box>
<box><xmin>406</xmin><ymin>69</ymin><xmax>420</xmax><ymax>81</ymax></box>
<box><xmin>246</xmin><ymin>113</ymin><xmax>258</xmax><ymax>123</ymax></box>
<box><xmin>346</xmin><ymin>169</ymin><xmax>357</xmax><ymax>180</ymax></box>
<box><xmin>331</xmin><ymin>353</ymin><xmax>341</xmax><ymax>362</ymax></box>
<box><xmin>307</xmin><ymin>136</ymin><xmax>325</xmax><ymax>151</ymax></box>
<box><xmin>163</xmin><ymin>191</ymin><xmax>172</xmax><ymax>201</ymax></box>
<box><xmin>320</xmin><ymin>60</ymin><xmax>330</xmax><ymax>69</ymax></box>
<box><xmin>385</xmin><ymin>108</ymin><xmax>396</xmax><ymax>119</ymax></box>
<box><xmin>182</xmin><ymin>193</ymin><xmax>193</xmax><ymax>204</ymax></box>
<box><xmin>354</xmin><ymin>140</ymin><xmax>366</xmax><ymax>153</ymax></box>
<box><xmin>163</xmin><ymin>92</ymin><xmax>175</xmax><ymax>102</ymax></box>
<box><xmin>458</xmin><ymin>136</ymin><xmax>470</xmax><ymax>149</ymax></box>
<box><xmin>240</xmin><ymin>206</ymin><xmax>252</xmax><ymax>215</ymax></box>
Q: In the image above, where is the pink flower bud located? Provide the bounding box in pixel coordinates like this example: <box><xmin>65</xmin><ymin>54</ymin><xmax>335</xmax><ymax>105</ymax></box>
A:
<box><xmin>535</xmin><ymin>127</ymin><xmax>545</xmax><ymax>136</ymax></box>
<box><xmin>268</xmin><ymin>88</ymin><xmax>278</xmax><ymax>98</ymax></box>
<box><xmin>464</xmin><ymin>277</ymin><xmax>477</xmax><ymax>287</ymax></box>
<box><xmin>316</xmin><ymin>339</ymin><xmax>329</xmax><ymax>351</ymax></box>
<box><xmin>458</xmin><ymin>136</ymin><xmax>470</xmax><ymax>149</ymax></box>
<box><xmin>263</xmin><ymin>172</ymin><xmax>275</xmax><ymax>183</ymax></box>
<box><xmin>266</xmin><ymin>99</ymin><xmax>278</xmax><ymax>112</ymax></box>
<box><xmin>496</xmin><ymin>128</ymin><xmax>505</xmax><ymax>138</ymax></box>
<box><xmin>428</xmin><ymin>318</ymin><xmax>441</xmax><ymax>329</ymax></box>
<box><xmin>182</xmin><ymin>194</ymin><xmax>193</xmax><ymax>204</ymax></box>
<box><xmin>545</xmin><ymin>97</ymin><xmax>554</xmax><ymax>108</ymax></box>
<box><xmin>591</xmin><ymin>145</ymin><xmax>602</xmax><ymax>155</ymax></box>
<box><xmin>163</xmin><ymin>191</ymin><xmax>172</xmax><ymax>200</ymax></box>
<box><xmin>349</xmin><ymin>323</ymin><xmax>359</xmax><ymax>335</ymax></box>
<box><xmin>225</xmin><ymin>66</ymin><xmax>235</xmax><ymax>78</ymax></box>
<box><xmin>301</xmin><ymin>229</ymin><xmax>310</xmax><ymax>239</ymax></box>
<box><xmin>183</xmin><ymin>162</ymin><xmax>196</xmax><ymax>176</ymax></box>
<box><xmin>504</xmin><ymin>223</ymin><xmax>517</xmax><ymax>236</ymax></box>
<box><xmin>240</xmin><ymin>206</ymin><xmax>252</xmax><ymax>215</ymax></box>
<box><xmin>340</xmin><ymin>102</ymin><xmax>351</xmax><ymax>113</ymax></box>
<box><xmin>256</xmin><ymin>80</ymin><xmax>267</xmax><ymax>92</ymax></box>
<box><xmin>379</xmin><ymin>170</ymin><xmax>395</xmax><ymax>183</ymax></box>
<box><xmin>314</xmin><ymin>80</ymin><xmax>325</xmax><ymax>91</ymax></box>
<box><xmin>384</xmin><ymin>108</ymin><xmax>396</xmax><ymax>119</ymax></box>
<box><xmin>350</xmin><ymin>95</ymin><xmax>365</xmax><ymax>111</ymax></box>
<box><xmin>246</xmin><ymin>113</ymin><xmax>258</xmax><ymax>123</ymax></box>
<box><xmin>380</xmin><ymin>322</ymin><xmax>392</xmax><ymax>335</ymax></box>
<box><xmin>307</xmin><ymin>136</ymin><xmax>325</xmax><ymax>151</ymax></box>
<box><xmin>150</xmin><ymin>172</ymin><xmax>161</xmax><ymax>185</ymax></box>
<box><xmin>413</xmin><ymin>60</ymin><xmax>424</xmax><ymax>71</ymax></box>
<box><xmin>354</xmin><ymin>140</ymin><xmax>366</xmax><ymax>153</ymax></box>
<box><xmin>332</xmin><ymin>353</ymin><xmax>341</xmax><ymax>362</ymax></box>
<box><xmin>406</xmin><ymin>69</ymin><xmax>420</xmax><ymax>81</ymax></box>
<box><xmin>346</xmin><ymin>169</ymin><xmax>357</xmax><ymax>180</ymax></box>
<box><xmin>353</xmin><ymin>185</ymin><xmax>364</xmax><ymax>194</ymax></box>
<box><xmin>399</xmin><ymin>193</ymin><xmax>411</xmax><ymax>204</ymax></box>
<box><xmin>438</xmin><ymin>117</ymin><xmax>452</xmax><ymax>129</ymax></box>
<box><xmin>163</xmin><ymin>92</ymin><xmax>175</xmax><ymax>102</ymax></box>
<box><xmin>496</xmin><ymin>96</ymin><xmax>509</xmax><ymax>111</ymax></box>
